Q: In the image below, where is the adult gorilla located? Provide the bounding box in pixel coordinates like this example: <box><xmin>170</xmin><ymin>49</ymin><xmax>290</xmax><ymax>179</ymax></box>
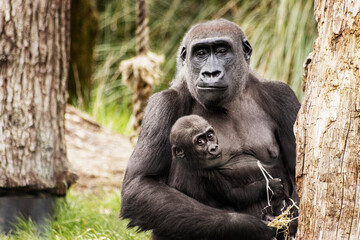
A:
<box><xmin>121</xmin><ymin>19</ymin><xmax>300</xmax><ymax>240</ymax></box>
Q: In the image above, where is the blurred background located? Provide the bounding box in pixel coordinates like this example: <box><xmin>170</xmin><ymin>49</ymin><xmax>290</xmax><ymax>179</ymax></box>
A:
<box><xmin>70</xmin><ymin>0</ymin><xmax>317</xmax><ymax>136</ymax></box>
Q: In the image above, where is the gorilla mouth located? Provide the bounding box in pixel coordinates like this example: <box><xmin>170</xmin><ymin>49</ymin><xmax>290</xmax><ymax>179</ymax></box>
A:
<box><xmin>197</xmin><ymin>86</ymin><xmax>228</xmax><ymax>91</ymax></box>
<box><xmin>209</xmin><ymin>153</ymin><xmax>222</xmax><ymax>160</ymax></box>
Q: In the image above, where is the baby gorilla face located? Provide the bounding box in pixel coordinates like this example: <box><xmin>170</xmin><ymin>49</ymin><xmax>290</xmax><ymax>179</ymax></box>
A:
<box><xmin>192</xmin><ymin>126</ymin><xmax>223</xmax><ymax>168</ymax></box>
<box><xmin>170</xmin><ymin>115</ymin><xmax>225</xmax><ymax>169</ymax></box>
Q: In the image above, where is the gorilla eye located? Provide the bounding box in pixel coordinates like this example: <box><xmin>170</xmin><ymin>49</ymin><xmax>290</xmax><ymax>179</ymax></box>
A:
<box><xmin>207</xmin><ymin>132</ymin><xmax>214</xmax><ymax>140</ymax></box>
<box><xmin>197</xmin><ymin>137</ymin><xmax>206</xmax><ymax>146</ymax></box>
<box><xmin>217</xmin><ymin>48</ymin><xmax>227</xmax><ymax>54</ymax></box>
<box><xmin>196</xmin><ymin>50</ymin><xmax>207</xmax><ymax>58</ymax></box>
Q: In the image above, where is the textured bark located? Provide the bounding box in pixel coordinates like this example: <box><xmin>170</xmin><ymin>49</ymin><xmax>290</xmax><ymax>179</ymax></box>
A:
<box><xmin>0</xmin><ymin>0</ymin><xmax>76</xmax><ymax>196</ymax></box>
<box><xmin>295</xmin><ymin>0</ymin><xmax>360</xmax><ymax>239</ymax></box>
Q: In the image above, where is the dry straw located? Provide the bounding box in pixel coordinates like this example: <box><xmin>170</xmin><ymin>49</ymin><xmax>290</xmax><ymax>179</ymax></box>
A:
<box><xmin>268</xmin><ymin>199</ymin><xmax>299</xmax><ymax>240</ymax></box>
<box><xmin>257</xmin><ymin>161</ymin><xmax>299</xmax><ymax>240</ymax></box>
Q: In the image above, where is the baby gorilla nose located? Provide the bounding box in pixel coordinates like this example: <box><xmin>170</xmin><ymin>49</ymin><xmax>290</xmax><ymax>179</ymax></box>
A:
<box><xmin>208</xmin><ymin>143</ymin><xmax>219</xmax><ymax>155</ymax></box>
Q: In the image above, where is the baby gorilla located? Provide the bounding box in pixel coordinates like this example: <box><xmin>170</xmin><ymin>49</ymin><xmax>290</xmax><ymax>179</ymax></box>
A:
<box><xmin>168</xmin><ymin>114</ymin><xmax>287</xmax><ymax>219</ymax></box>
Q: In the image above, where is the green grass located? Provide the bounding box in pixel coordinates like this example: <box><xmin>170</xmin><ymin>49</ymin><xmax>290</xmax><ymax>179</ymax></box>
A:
<box><xmin>88</xmin><ymin>0</ymin><xmax>317</xmax><ymax>135</ymax></box>
<box><xmin>0</xmin><ymin>190</ymin><xmax>151</xmax><ymax>240</ymax></box>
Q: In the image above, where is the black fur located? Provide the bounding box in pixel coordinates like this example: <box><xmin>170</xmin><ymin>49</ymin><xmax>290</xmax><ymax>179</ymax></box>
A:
<box><xmin>121</xmin><ymin>19</ymin><xmax>300</xmax><ymax>240</ymax></box>
<box><xmin>168</xmin><ymin>115</ymin><xmax>287</xmax><ymax>220</ymax></box>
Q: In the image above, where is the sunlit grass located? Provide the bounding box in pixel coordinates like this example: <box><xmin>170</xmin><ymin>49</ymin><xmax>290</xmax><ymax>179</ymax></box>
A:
<box><xmin>90</xmin><ymin>0</ymin><xmax>317</xmax><ymax>134</ymax></box>
<box><xmin>89</xmin><ymin>52</ymin><xmax>133</xmax><ymax>135</ymax></box>
<box><xmin>0</xmin><ymin>189</ymin><xmax>151</xmax><ymax>240</ymax></box>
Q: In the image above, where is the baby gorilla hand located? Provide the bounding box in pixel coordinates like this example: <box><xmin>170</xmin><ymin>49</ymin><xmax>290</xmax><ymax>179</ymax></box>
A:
<box><xmin>268</xmin><ymin>178</ymin><xmax>286</xmax><ymax>199</ymax></box>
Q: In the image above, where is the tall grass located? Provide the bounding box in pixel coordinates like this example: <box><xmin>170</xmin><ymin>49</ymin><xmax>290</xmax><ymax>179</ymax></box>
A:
<box><xmin>90</xmin><ymin>0</ymin><xmax>317</xmax><ymax>134</ymax></box>
<box><xmin>0</xmin><ymin>190</ymin><xmax>151</xmax><ymax>240</ymax></box>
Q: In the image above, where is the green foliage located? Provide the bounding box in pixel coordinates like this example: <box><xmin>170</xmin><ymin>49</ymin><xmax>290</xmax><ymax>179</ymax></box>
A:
<box><xmin>69</xmin><ymin>0</ymin><xmax>99</xmax><ymax>108</ymax></box>
<box><xmin>0</xmin><ymin>219</ymin><xmax>41</xmax><ymax>240</ymax></box>
<box><xmin>89</xmin><ymin>52</ymin><xmax>133</xmax><ymax>135</ymax></box>
<box><xmin>90</xmin><ymin>0</ymin><xmax>317</xmax><ymax>134</ymax></box>
<box><xmin>0</xmin><ymin>190</ymin><xmax>151</xmax><ymax>240</ymax></box>
<box><xmin>236</xmin><ymin>0</ymin><xmax>317</xmax><ymax>98</ymax></box>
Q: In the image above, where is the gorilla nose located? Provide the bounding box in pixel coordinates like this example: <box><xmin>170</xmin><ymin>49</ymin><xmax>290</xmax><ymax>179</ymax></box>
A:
<box><xmin>202</xmin><ymin>70</ymin><xmax>221</xmax><ymax>79</ymax></box>
<box><xmin>208</xmin><ymin>144</ymin><xmax>219</xmax><ymax>155</ymax></box>
<box><xmin>200</xmin><ymin>70</ymin><xmax>224</xmax><ymax>83</ymax></box>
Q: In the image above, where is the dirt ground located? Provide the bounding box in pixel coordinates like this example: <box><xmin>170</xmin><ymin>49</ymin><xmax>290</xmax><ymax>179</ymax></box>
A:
<box><xmin>65</xmin><ymin>105</ymin><xmax>134</xmax><ymax>193</ymax></box>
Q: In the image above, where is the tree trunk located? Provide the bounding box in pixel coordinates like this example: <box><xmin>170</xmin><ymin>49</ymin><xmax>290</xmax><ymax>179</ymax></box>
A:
<box><xmin>0</xmin><ymin>0</ymin><xmax>76</xmax><ymax>196</ymax></box>
<box><xmin>295</xmin><ymin>0</ymin><xmax>360</xmax><ymax>239</ymax></box>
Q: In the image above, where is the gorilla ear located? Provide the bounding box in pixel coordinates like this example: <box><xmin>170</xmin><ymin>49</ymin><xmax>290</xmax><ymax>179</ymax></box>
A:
<box><xmin>242</xmin><ymin>39</ymin><xmax>252</xmax><ymax>61</ymax></box>
<box><xmin>179</xmin><ymin>46</ymin><xmax>186</xmax><ymax>61</ymax></box>
<box><xmin>172</xmin><ymin>146</ymin><xmax>185</xmax><ymax>158</ymax></box>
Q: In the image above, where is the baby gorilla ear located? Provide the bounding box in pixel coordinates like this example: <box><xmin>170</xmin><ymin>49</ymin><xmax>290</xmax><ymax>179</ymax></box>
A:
<box><xmin>172</xmin><ymin>146</ymin><xmax>185</xmax><ymax>158</ymax></box>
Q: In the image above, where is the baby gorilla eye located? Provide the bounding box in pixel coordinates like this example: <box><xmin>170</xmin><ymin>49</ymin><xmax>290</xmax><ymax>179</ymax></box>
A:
<box><xmin>207</xmin><ymin>132</ymin><xmax>214</xmax><ymax>140</ymax></box>
<box><xmin>197</xmin><ymin>137</ymin><xmax>206</xmax><ymax>146</ymax></box>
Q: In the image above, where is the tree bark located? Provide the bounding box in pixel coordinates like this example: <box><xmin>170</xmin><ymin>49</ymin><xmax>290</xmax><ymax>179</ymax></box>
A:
<box><xmin>0</xmin><ymin>0</ymin><xmax>76</xmax><ymax>196</ymax></box>
<box><xmin>295</xmin><ymin>0</ymin><xmax>360</xmax><ymax>239</ymax></box>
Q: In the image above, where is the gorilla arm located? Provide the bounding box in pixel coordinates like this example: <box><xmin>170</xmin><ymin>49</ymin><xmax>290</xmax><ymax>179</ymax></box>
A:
<box><xmin>218</xmin><ymin>155</ymin><xmax>286</xmax><ymax>208</ymax></box>
<box><xmin>120</xmin><ymin>89</ymin><xmax>276</xmax><ymax>240</ymax></box>
<box><xmin>251</xmin><ymin>78</ymin><xmax>300</xmax><ymax>235</ymax></box>
<box><xmin>256</xmin><ymin>79</ymin><xmax>300</xmax><ymax>199</ymax></box>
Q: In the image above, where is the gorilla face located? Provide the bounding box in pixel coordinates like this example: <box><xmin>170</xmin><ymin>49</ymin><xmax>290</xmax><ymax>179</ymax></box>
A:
<box><xmin>190</xmin><ymin>37</ymin><xmax>235</xmax><ymax>106</ymax></box>
<box><xmin>170</xmin><ymin>115</ymin><xmax>224</xmax><ymax>169</ymax></box>
<box><xmin>178</xmin><ymin>19</ymin><xmax>253</xmax><ymax>109</ymax></box>
<box><xmin>191</xmin><ymin>126</ymin><xmax>223</xmax><ymax>169</ymax></box>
